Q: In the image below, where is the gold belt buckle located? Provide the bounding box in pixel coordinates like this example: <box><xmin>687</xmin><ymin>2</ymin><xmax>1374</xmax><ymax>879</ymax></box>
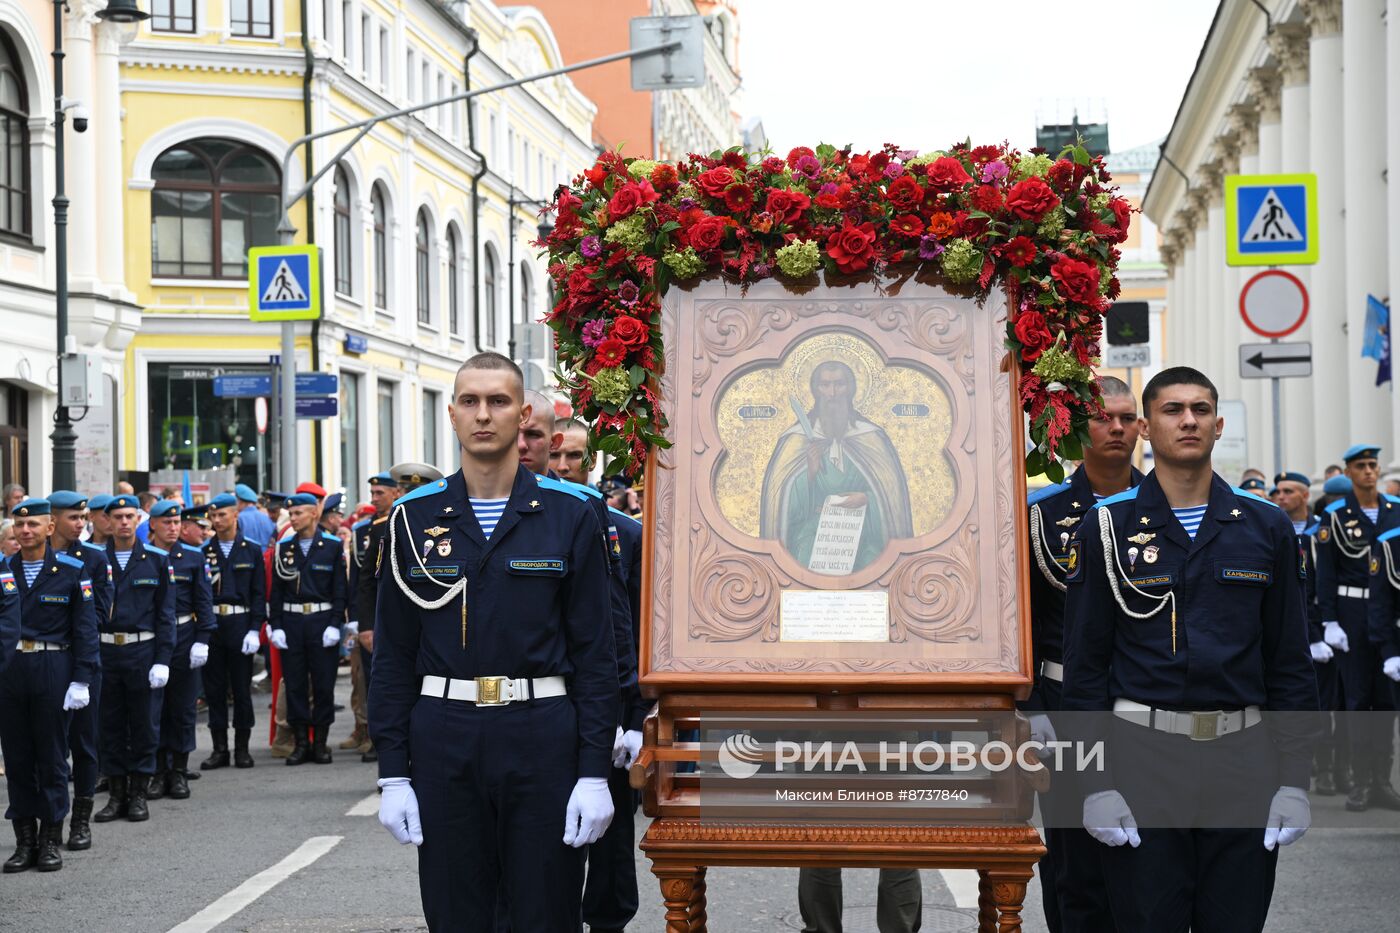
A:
<box><xmin>1190</xmin><ymin>712</ymin><xmax>1219</xmax><ymax>740</ymax></box>
<box><xmin>20</xmin><ymin>639</ymin><xmax>34</xmax><ymax>652</ymax></box>
<box><xmin>113</xmin><ymin>633</ymin><xmax>127</xmax><ymax>646</ymax></box>
<box><xmin>475</xmin><ymin>676</ymin><xmax>508</xmax><ymax>706</ymax></box>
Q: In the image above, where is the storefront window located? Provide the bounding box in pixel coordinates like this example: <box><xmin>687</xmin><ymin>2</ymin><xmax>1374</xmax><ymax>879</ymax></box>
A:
<box><xmin>340</xmin><ymin>372</ymin><xmax>361</xmax><ymax>504</ymax></box>
<box><xmin>377</xmin><ymin>381</ymin><xmax>396</xmax><ymax>468</ymax></box>
<box><xmin>148</xmin><ymin>364</ymin><xmax>265</xmax><ymax>489</ymax></box>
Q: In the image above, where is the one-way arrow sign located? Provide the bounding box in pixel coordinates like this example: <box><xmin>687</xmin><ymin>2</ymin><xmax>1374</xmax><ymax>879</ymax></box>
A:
<box><xmin>1239</xmin><ymin>341</ymin><xmax>1312</xmax><ymax>380</ymax></box>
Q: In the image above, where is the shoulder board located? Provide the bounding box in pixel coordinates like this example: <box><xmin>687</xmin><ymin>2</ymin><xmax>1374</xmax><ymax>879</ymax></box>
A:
<box><xmin>351</xmin><ymin>518</ymin><xmax>371</xmax><ymax>531</ymax></box>
<box><xmin>371</xmin><ymin>515</ymin><xmax>388</xmax><ymax>525</ymax></box>
<box><xmin>564</xmin><ymin>479</ymin><xmax>603</xmax><ymax>500</ymax></box>
<box><xmin>1093</xmin><ymin>487</ymin><xmax>1139</xmax><ymax>510</ymax></box>
<box><xmin>144</xmin><ymin>544</ymin><xmax>169</xmax><ymax>557</ymax></box>
<box><xmin>1325</xmin><ymin>499</ymin><xmax>1347</xmax><ymax>514</ymax></box>
<box><xmin>320</xmin><ymin>531</ymin><xmax>340</xmax><ymax>542</ymax></box>
<box><xmin>1377</xmin><ymin>527</ymin><xmax>1400</xmax><ymax>544</ymax></box>
<box><xmin>53</xmin><ymin>552</ymin><xmax>84</xmax><ymax>570</ymax></box>
<box><xmin>1385</xmin><ymin>495</ymin><xmax>1400</xmax><ymax>506</ymax></box>
<box><xmin>536</xmin><ymin>475</ymin><xmax>589</xmax><ymax>503</ymax></box>
<box><xmin>1304</xmin><ymin>520</ymin><xmax>1321</xmax><ymax>535</ymax></box>
<box><xmin>1231</xmin><ymin>486</ymin><xmax>1280</xmax><ymax>508</ymax></box>
<box><xmin>1027</xmin><ymin>482</ymin><xmax>1070</xmax><ymax>507</ymax></box>
<box><xmin>396</xmin><ymin>478</ymin><xmax>449</xmax><ymax>508</ymax></box>
<box><xmin>608</xmin><ymin>506</ymin><xmax>642</xmax><ymax>527</ymax></box>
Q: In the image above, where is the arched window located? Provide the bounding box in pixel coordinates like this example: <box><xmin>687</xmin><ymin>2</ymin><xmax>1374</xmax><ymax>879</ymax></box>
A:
<box><xmin>520</xmin><ymin>265</ymin><xmax>533</xmax><ymax>328</ymax></box>
<box><xmin>333</xmin><ymin>166</ymin><xmax>353</xmax><ymax>296</ymax></box>
<box><xmin>415</xmin><ymin>209</ymin><xmax>432</xmax><ymax>324</ymax></box>
<box><xmin>446</xmin><ymin>225</ymin><xmax>461</xmax><ymax>335</ymax></box>
<box><xmin>0</xmin><ymin>33</ymin><xmax>31</xmax><ymax>239</ymax></box>
<box><xmin>151</xmin><ymin>138</ymin><xmax>279</xmax><ymax>278</ymax></box>
<box><xmin>483</xmin><ymin>245</ymin><xmax>498</xmax><ymax>347</ymax></box>
<box><xmin>371</xmin><ymin>184</ymin><xmax>388</xmax><ymax>310</ymax></box>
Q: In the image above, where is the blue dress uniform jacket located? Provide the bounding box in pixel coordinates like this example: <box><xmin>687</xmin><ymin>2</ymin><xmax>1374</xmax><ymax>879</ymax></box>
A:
<box><xmin>169</xmin><ymin>542</ymin><xmax>217</xmax><ymax>661</ymax></box>
<box><xmin>8</xmin><ymin>548</ymin><xmax>100</xmax><ymax>685</ymax></box>
<box><xmin>0</xmin><ymin>565</ymin><xmax>18</xmax><ymax>673</ymax></box>
<box><xmin>269</xmin><ymin>529</ymin><xmax>348</xmax><ymax>732</ymax></box>
<box><xmin>1062</xmin><ymin>471</ymin><xmax>1318</xmax><ymax>790</ymax></box>
<box><xmin>1368</xmin><ymin>527</ymin><xmax>1400</xmax><ymax>662</ymax></box>
<box><xmin>1314</xmin><ymin>490</ymin><xmax>1400</xmax><ymax>627</ymax></box>
<box><xmin>65</xmin><ymin>540</ymin><xmax>113</xmax><ymax>629</ymax></box>
<box><xmin>64</xmin><ymin>539</ymin><xmax>114</xmax><ymax>800</ymax></box>
<box><xmin>610</xmin><ymin>507</ymin><xmax>647</xmax><ymax>730</ymax></box>
<box><xmin>104</xmin><ymin>540</ymin><xmax>178</xmax><ymax>665</ymax></box>
<box><xmin>204</xmin><ymin>534</ymin><xmax>267</xmax><ymax>643</ymax></box>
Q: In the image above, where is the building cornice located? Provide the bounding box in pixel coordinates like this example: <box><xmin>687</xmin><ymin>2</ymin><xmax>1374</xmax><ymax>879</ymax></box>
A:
<box><xmin>1246</xmin><ymin>67</ymin><xmax>1282</xmax><ymax>122</ymax></box>
<box><xmin>1268</xmin><ymin>23</ymin><xmax>1310</xmax><ymax>87</ymax></box>
<box><xmin>1301</xmin><ymin>0</ymin><xmax>1343</xmax><ymax>36</ymax></box>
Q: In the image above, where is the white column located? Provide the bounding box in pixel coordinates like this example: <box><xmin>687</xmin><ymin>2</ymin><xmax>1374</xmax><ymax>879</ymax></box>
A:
<box><xmin>1305</xmin><ymin>0</ymin><xmax>1349</xmax><ymax>468</ymax></box>
<box><xmin>1195</xmin><ymin>197</ymin><xmax>1213</xmax><ymax>382</ymax></box>
<box><xmin>1343</xmin><ymin>0</ymin><xmax>1393</xmax><ymax>455</ymax></box>
<box><xmin>1233</xmin><ymin>106</ymin><xmax>1266</xmax><ymax>469</ymax></box>
<box><xmin>94</xmin><ymin>22</ymin><xmax>125</xmax><ymax>295</ymax></box>
<box><xmin>1255</xmin><ymin>70</ymin><xmax>1286</xmax><ymax>470</ymax></box>
<box><xmin>1205</xmin><ymin>181</ymin><xmax>1228</xmax><ymax>392</ymax></box>
<box><xmin>1162</xmin><ymin>241</ymin><xmax>1180</xmax><ymax>373</ymax></box>
<box><xmin>1273</xmin><ymin>24</ymin><xmax>1316</xmax><ymax>471</ymax></box>
<box><xmin>1389</xmin><ymin>0</ymin><xmax>1400</xmax><ymax>460</ymax></box>
<box><xmin>64</xmin><ymin>6</ymin><xmax>98</xmax><ymax>288</ymax></box>
<box><xmin>1180</xmin><ymin>233</ymin><xmax>1199</xmax><ymax>368</ymax></box>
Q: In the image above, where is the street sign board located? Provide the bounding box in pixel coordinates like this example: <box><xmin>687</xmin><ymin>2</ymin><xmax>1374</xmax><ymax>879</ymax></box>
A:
<box><xmin>292</xmin><ymin>397</ymin><xmax>338</xmax><ymax>420</ymax></box>
<box><xmin>1105</xmin><ymin>301</ymin><xmax>1150</xmax><ymax>346</ymax></box>
<box><xmin>295</xmin><ymin>373</ymin><xmax>338</xmax><ymax>396</ymax></box>
<box><xmin>1224</xmin><ymin>173</ymin><xmax>1318</xmax><ymax>266</ymax></box>
<box><xmin>213</xmin><ymin>372</ymin><xmax>338</xmax><ymax>399</ymax></box>
<box><xmin>629</xmin><ymin>15</ymin><xmax>706</xmax><ymax>90</ymax></box>
<box><xmin>1239</xmin><ymin>270</ymin><xmax>1308</xmax><ymax>338</ymax></box>
<box><xmin>247</xmin><ymin>245</ymin><xmax>322</xmax><ymax>321</ymax></box>
<box><xmin>1239</xmin><ymin>341</ymin><xmax>1312</xmax><ymax>380</ymax></box>
<box><xmin>1105</xmin><ymin>344</ymin><xmax>1151</xmax><ymax>369</ymax></box>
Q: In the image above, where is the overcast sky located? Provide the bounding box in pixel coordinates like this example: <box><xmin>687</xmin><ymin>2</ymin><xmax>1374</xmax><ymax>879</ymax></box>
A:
<box><xmin>736</xmin><ymin>0</ymin><xmax>1220</xmax><ymax>157</ymax></box>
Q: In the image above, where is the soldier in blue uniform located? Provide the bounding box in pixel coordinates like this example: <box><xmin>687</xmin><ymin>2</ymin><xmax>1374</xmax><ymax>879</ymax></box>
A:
<box><xmin>1062</xmin><ymin>367</ymin><xmax>1318</xmax><ymax>933</ymax></box>
<box><xmin>0</xmin><ymin>499</ymin><xmax>98</xmax><ymax>873</ymax></box>
<box><xmin>200</xmin><ymin>492</ymin><xmax>266</xmax><ymax>770</ymax></box>
<box><xmin>47</xmin><ymin>490</ymin><xmax>112</xmax><ymax>851</ymax></box>
<box><xmin>1023</xmin><ymin>375</ymin><xmax>1141</xmax><ymax>933</ymax></box>
<box><xmin>371</xmin><ymin>353</ymin><xmax>617</xmax><ymax>932</ymax></box>
<box><xmin>1369</xmin><ymin>520</ymin><xmax>1400</xmax><ymax>746</ymax></box>
<box><xmin>1315</xmin><ymin>444</ymin><xmax>1400</xmax><ymax>812</ymax></box>
<box><xmin>269</xmin><ymin>492</ymin><xmax>347</xmax><ymax>765</ymax></box>
<box><xmin>93</xmin><ymin>494</ymin><xmax>178</xmax><ymax>825</ymax></box>
<box><xmin>143</xmin><ymin>501</ymin><xmax>216</xmax><ymax>800</ymax></box>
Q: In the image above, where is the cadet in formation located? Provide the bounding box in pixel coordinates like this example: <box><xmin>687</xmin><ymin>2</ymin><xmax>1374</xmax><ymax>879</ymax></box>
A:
<box><xmin>1</xmin><ymin>498</ymin><xmax>98</xmax><ymax>873</ymax></box>
<box><xmin>371</xmin><ymin>353</ymin><xmax>617</xmax><ymax>932</ymax></box>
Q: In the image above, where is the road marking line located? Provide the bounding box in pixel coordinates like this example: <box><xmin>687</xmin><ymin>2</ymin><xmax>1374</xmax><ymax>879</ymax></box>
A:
<box><xmin>346</xmin><ymin>792</ymin><xmax>380</xmax><ymax>816</ymax></box>
<box><xmin>167</xmin><ymin>835</ymin><xmax>343</xmax><ymax>933</ymax></box>
<box><xmin>938</xmin><ymin>869</ymin><xmax>982</xmax><ymax>909</ymax></box>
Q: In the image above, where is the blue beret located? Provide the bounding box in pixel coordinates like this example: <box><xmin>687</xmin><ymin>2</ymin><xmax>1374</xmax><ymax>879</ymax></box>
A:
<box><xmin>1240</xmin><ymin>477</ymin><xmax>1266</xmax><ymax>491</ymax></box>
<box><xmin>48</xmin><ymin>490</ymin><xmax>88</xmax><ymax>511</ymax></box>
<box><xmin>87</xmin><ymin>494</ymin><xmax>113</xmax><ymax>512</ymax></box>
<box><xmin>368</xmin><ymin>472</ymin><xmax>395</xmax><ymax>487</ymax></box>
<box><xmin>209</xmin><ymin>493</ymin><xmax>238</xmax><ymax>509</ymax></box>
<box><xmin>1276</xmin><ymin>471</ymin><xmax>1311</xmax><ymax>488</ymax></box>
<box><xmin>284</xmin><ymin>493</ymin><xmax>318</xmax><ymax>508</ymax></box>
<box><xmin>1323</xmin><ymin>475</ymin><xmax>1353</xmax><ymax>495</ymax></box>
<box><xmin>105</xmin><ymin>494</ymin><xmax>139</xmax><ymax>513</ymax></box>
<box><xmin>234</xmin><ymin>483</ymin><xmax>260</xmax><ymax>503</ymax></box>
<box><xmin>1343</xmin><ymin>444</ymin><xmax>1381</xmax><ymax>463</ymax></box>
<box><xmin>148</xmin><ymin>500</ymin><xmax>182</xmax><ymax>519</ymax></box>
<box><xmin>323</xmin><ymin>493</ymin><xmax>344</xmax><ymax>513</ymax></box>
<box><xmin>182</xmin><ymin>504</ymin><xmax>210</xmax><ymax>521</ymax></box>
<box><xmin>12</xmin><ymin>498</ymin><xmax>50</xmax><ymax>517</ymax></box>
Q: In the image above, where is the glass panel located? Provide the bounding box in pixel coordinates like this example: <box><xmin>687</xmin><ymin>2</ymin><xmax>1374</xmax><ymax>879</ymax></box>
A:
<box><xmin>422</xmin><ymin>391</ymin><xmax>438</xmax><ymax>466</ymax></box>
<box><xmin>152</xmin><ymin>147</ymin><xmax>212</xmax><ymax>184</ymax></box>
<box><xmin>148</xmin><ymin>363</ymin><xmax>266</xmax><ymax>488</ymax></box>
<box><xmin>447</xmin><ymin>231</ymin><xmax>459</xmax><ymax>333</ymax></box>
<box><xmin>219</xmin><ymin>192</ymin><xmax>279</xmax><ymax>277</ymax></box>
<box><xmin>334</xmin><ymin>169</ymin><xmax>349</xmax><ymax>209</ymax></box>
<box><xmin>340</xmin><ymin>373</ymin><xmax>361</xmax><ymax>501</ymax></box>
<box><xmin>220</xmin><ymin>149</ymin><xmax>279</xmax><ymax>185</ymax></box>
<box><xmin>152</xmin><ymin>190</ymin><xmax>212</xmax><ymax>277</ymax></box>
<box><xmin>484</xmin><ymin>251</ymin><xmax>497</xmax><ymax>346</ymax></box>
<box><xmin>377</xmin><ymin>384</ymin><xmax>395</xmax><ymax>467</ymax></box>
<box><xmin>0</xmin><ymin>71</ymin><xmax>21</xmax><ymax>111</ymax></box>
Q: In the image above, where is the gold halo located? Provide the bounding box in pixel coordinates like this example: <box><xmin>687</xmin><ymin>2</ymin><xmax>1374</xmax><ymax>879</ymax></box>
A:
<box><xmin>788</xmin><ymin>332</ymin><xmax>881</xmax><ymax>411</ymax></box>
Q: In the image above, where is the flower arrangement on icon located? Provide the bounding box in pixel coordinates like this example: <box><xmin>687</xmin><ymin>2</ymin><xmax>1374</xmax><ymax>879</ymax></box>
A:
<box><xmin>540</xmin><ymin>141</ymin><xmax>1132</xmax><ymax>482</ymax></box>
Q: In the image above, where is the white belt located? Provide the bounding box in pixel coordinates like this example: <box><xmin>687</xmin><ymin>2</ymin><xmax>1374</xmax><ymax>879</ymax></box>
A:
<box><xmin>1339</xmin><ymin>585</ymin><xmax>1368</xmax><ymax>600</ymax></box>
<box><xmin>1113</xmin><ymin>698</ymin><xmax>1261</xmax><ymax>741</ymax></box>
<box><xmin>17</xmin><ymin>640</ymin><xmax>67</xmax><ymax>653</ymax></box>
<box><xmin>420</xmin><ymin>674</ymin><xmax>567</xmax><ymax>707</ymax></box>
<box><xmin>176</xmin><ymin>613</ymin><xmax>194</xmax><ymax>625</ymax></box>
<box><xmin>100</xmin><ymin>631</ymin><xmax>154</xmax><ymax>646</ymax></box>
<box><xmin>213</xmin><ymin>604</ymin><xmax>247</xmax><ymax>616</ymax></box>
<box><xmin>1040</xmin><ymin>660</ymin><xmax>1064</xmax><ymax>682</ymax></box>
<box><xmin>282</xmin><ymin>602</ymin><xmax>332</xmax><ymax>614</ymax></box>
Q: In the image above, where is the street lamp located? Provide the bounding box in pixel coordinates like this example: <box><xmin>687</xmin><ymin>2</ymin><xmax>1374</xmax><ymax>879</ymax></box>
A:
<box><xmin>49</xmin><ymin>0</ymin><xmax>147</xmax><ymax>491</ymax></box>
<box><xmin>505</xmin><ymin>189</ymin><xmax>554</xmax><ymax>367</ymax></box>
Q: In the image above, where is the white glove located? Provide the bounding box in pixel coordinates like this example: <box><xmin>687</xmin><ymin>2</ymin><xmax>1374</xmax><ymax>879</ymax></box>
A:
<box><xmin>1309</xmin><ymin>641</ymin><xmax>1334</xmax><ymax>663</ymax></box>
<box><xmin>1083</xmin><ymin>790</ymin><xmax>1141</xmax><ymax>848</ymax></box>
<box><xmin>563</xmin><ymin>776</ymin><xmax>614</xmax><ymax>847</ymax></box>
<box><xmin>377</xmin><ymin>777</ymin><xmax>423</xmax><ymax>846</ymax></box>
<box><xmin>321</xmin><ymin>625</ymin><xmax>341</xmax><ymax>648</ymax></box>
<box><xmin>1383</xmin><ymin>657</ymin><xmax>1400</xmax><ymax>682</ymax></box>
<box><xmin>148</xmin><ymin>663</ymin><xmax>170</xmax><ymax>689</ymax></box>
<box><xmin>1323</xmin><ymin>621</ymin><xmax>1349</xmax><ymax>653</ymax></box>
<box><xmin>613</xmin><ymin>729</ymin><xmax>643</xmax><ymax>770</ymax></box>
<box><xmin>1263</xmin><ymin>786</ymin><xmax>1310</xmax><ymax>850</ymax></box>
<box><xmin>1028</xmin><ymin>713</ymin><xmax>1058</xmax><ymax>747</ymax></box>
<box><xmin>62</xmin><ymin>682</ymin><xmax>89</xmax><ymax>711</ymax></box>
<box><xmin>270</xmin><ymin>628</ymin><xmax>288</xmax><ymax>650</ymax></box>
<box><xmin>190</xmin><ymin>641</ymin><xmax>210</xmax><ymax>668</ymax></box>
<box><xmin>610</xmin><ymin>725</ymin><xmax>624</xmax><ymax>764</ymax></box>
<box><xmin>344</xmin><ymin>620</ymin><xmax>359</xmax><ymax>636</ymax></box>
<box><xmin>241</xmin><ymin>631</ymin><xmax>261</xmax><ymax>655</ymax></box>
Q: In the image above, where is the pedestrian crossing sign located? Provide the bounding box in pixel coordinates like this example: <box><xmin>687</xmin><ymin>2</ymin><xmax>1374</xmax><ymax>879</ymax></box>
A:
<box><xmin>247</xmin><ymin>245</ymin><xmax>322</xmax><ymax>321</ymax></box>
<box><xmin>1224</xmin><ymin>173</ymin><xmax>1318</xmax><ymax>267</ymax></box>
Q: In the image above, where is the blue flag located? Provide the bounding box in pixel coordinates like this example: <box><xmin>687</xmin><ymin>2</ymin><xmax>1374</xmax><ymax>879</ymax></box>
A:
<box><xmin>182</xmin><ymin>470</ymin><xmax>193</xmax><ymax>506</ymax></box>
<box><xmin>1363</xmin><ymin>295</ymin><xmax>1391</xmax><ymax>387</ymax></box>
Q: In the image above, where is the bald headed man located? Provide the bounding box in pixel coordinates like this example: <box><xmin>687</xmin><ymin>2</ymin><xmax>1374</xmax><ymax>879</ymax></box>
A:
<box><xmin>553</xmin><ymin>419</ymin><xmax>593</xmax><ymax>486</ymax></box>
<box><xmin>519</xmin><ymin>391</ymin><xmax>563</xmax><ymax>476</ymax></box>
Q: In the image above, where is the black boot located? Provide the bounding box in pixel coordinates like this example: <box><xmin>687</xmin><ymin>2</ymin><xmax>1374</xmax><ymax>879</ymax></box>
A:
<box><xmin>167</xmin><ymin>754</ymin><xmax>191</xmax><ymax>800</ymax></box>
<box><xmin>93</xmin><ymin>776</ymin><xmax>127</xmax><ymax>823</ymax></box>
<box><xmin>127</xmin><ymin>777</ymin><xmax>150</xmax><ymax>822</ymax></box>
<box><xmin>2</xmin><ymin>820</ymin><xmax>37</xmax><ymax>873</ymax></box>
<box><xmin>201</xmin><ymin>730</ymin><xmax>230</xmax><ymax>770</ymax></box>
<box><xmin>66</xmin><ymin>797</ymin><xmax>93</xmax><ymax>851</ymax></box>
<box><xmin>233</xmin><ymin>728</ymin><xmax>255</xmax><ymax>769</ymax></box>
<box><xmin>285</xmin><ymin>727</ymin><xmax>311</xmax><ymax>766</ymax></box>
<box><xmin>311</xmin><ymin>736</ymin><xmax>332</xmax><ymax>765</ymax></box>
<box><xmin>147</xmin><ymin>750</ymin><xmax>168</xmax><ymax>800</ymax></box>
<box><xmin>35</xmin><ymin>823</ymin><xmax>62</xmax><ymax>872</ymax></box>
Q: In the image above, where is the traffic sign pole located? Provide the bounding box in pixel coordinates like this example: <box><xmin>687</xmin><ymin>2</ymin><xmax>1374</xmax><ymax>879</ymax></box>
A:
<box><xmin>280</xmin><ymin>321</ymin><xmax>295</xmax><ymax>490</ymax></box>
<box><xmin>1271</xmin><ymin>339</ymin><xmax>1283</xmax><ymax>477</ymax></box>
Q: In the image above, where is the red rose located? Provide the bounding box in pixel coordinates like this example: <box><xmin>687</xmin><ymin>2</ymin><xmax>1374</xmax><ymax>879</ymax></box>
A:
<box><xmin>886</xmin><ymin>175</ymin><xmax>925</xmax><ymax>211</ymax></box>
<box><xmin>1108</xmin><ymin>197</ymin><xmax>1133</xmax><ymax>243</ymax></box>
<box><xmin>583</xmin><ymin>162</ymin><xmax>610</xmax><ymax>189</ymax></box>
<box><xmin>685</xmin><ymin>215</ymin><xmax>731</xmax><ymax>254</ymax></box>
<box><xmin>1013</xmin><ymin>311</ymin><xmax>1053</xmax><ymax>361</ymax></box>
<box><xmin>1047</xmin><ymin>159</ymin><xmax>1076</xmax><ymax>190</ymax></box>
<box><xmin>1051</xmin><ymin>257</ymin><xmax>1101</xmax><ymax>304</ymax></box>
<box><xmin>724</xmin><ymin>184</ymin><xmax>755</xmax><ymax>212</ymax></box>
<box><xmin>1005</xmin><ymin>177</ymin><xmax>1059</xmax><ymax>222</ymax></box>
<box><xmin>890</xmin><ymin>214</ymin><xmax>925</xmax><ymax>238</ymax></box>
<box><xmin>594</xmin><ymin>339</ymin><xmax>628</xmax><ymax>368</ymax></box>
<box><xmin>826</xmin><ymin>221</ymin><xmax>878</xmax><ymax>273</ymax></box>
<box><xmin>610</xmin><ymin>315</ymin><xmax>648</xmax><ymax>349</ymax></box>
<box><xmin>1000</xmin><ymin>235</ymin><xmax>1038</xmax><ymax>267</ymax></box>
<box><xmin>969</xmin><ymin>184</ymin><xmax>1004</xmax><ymax>215</ymax></box>
<box><xmin>786</xmin><ymin>146</ymin><xmax>816</xmax><ymax>169</ymax></box>
<box><xmin>695</xmin><ymin>166</ymin><xmax>736</xmax><ymax>199</ymax></box>
<box><xmin>765</xmin><ymin>189</ymin><xmax>811</xmax><ymax>224</ymax></box>
<box><xmin>608</xmin><ymin>181</ymin><xmax>657</xmax><ymax>221</ymax></box>
<box><xmin>924</xmin><ymin>156</ymin><xmax>973</xmax><ymax>192</ymax></box>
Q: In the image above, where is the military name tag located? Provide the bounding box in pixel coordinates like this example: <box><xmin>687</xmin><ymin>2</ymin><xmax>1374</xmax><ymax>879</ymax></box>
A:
<box><xmin>1219</xmin><ymin>567</ymin><xmax>1271</xmax><ymax>585</ymax></box>
<box><xmin>409</xmin><ymin>565</ymin><xmax>462</xmax><ymax>580</ymax></box>
<box><xmin>507</xmin><ymin>558</ymin><xmax>566</xmax><ymax>574</ymax></box>
<box><xmin>40</xmin><ymin>594</ymin><xmax>69</xmax><ymax>604</ymax></box>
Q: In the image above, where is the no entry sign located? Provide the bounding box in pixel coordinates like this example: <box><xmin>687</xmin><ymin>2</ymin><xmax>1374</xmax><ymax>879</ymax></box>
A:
<box><xmin>1239</xmin><ymin>270</ymin><xmax>1308</xmax><ymax>338</ymax></box>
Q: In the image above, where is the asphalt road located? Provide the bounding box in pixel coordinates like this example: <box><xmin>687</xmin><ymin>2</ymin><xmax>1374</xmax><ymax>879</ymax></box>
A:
<box><xmin>2</xmin><ymin>672</ymin><xmax>1398</xmax><ymax>932</ymax></box>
